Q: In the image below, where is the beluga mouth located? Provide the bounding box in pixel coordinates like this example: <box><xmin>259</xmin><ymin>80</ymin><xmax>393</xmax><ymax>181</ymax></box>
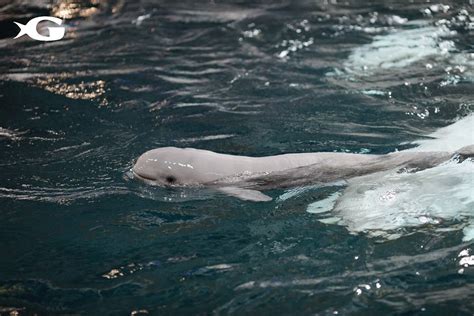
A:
<box><xmin>132</xmin><ymin>169</ymin><xmax>156</xmax><ymax>183</ymax></box>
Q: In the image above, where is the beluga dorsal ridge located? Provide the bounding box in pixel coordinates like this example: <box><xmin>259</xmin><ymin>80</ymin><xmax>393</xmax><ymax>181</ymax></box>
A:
<box><xmin>132</xmin><ymin>141</ymin><xmax>474</xmax><ymax>202</ymax></box>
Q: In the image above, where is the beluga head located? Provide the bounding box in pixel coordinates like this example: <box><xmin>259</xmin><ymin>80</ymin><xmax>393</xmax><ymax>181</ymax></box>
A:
<box><xmin>132</xmin><ymin>147</ymin><xmax>223</xmax><ymax>186</ymax></box>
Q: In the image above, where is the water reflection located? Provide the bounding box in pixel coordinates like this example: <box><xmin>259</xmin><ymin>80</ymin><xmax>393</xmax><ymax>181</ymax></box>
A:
<box><xmin>35</xmin><ymin>77</ymin><xmax>106</xmax><ymax>102</ymax></box>
<box><xmin>0</xmin><ymin>0</ymin><xmax>473</xmax><ymax>314</ymax></box>
<box><xmin>52</xmin><ymin>0</ymin><xmax>101</xmax><ymax>19</ymax></box>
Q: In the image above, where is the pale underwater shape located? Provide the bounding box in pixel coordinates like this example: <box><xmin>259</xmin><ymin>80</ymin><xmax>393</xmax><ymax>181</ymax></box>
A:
<box><xmin>343</xmin><ymin>24</ymin><xmax>455</xmax><ymax>73</ymax></box>
<box><xmin>337</xmin><ymin>21</ymin><xmax>474</xmax><ymax>85</ymax></box>
<box><xmin>331</xmin><ymin>159</ymin><xmax>474</xmax><ymax>241</ymax></box>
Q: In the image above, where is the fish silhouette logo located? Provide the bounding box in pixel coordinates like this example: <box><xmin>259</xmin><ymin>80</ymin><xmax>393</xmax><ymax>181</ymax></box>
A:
<box><xmin>14</xmin><ymin>16</ymin><xmax>65</xmax><ymax>41</ymax></box>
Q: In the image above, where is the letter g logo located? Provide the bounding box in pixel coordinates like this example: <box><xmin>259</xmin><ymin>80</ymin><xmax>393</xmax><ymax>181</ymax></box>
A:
<box><xmin>13</xmin><ymin>16</ymin><xmax>65</xmax><ymax>42</ymax></box>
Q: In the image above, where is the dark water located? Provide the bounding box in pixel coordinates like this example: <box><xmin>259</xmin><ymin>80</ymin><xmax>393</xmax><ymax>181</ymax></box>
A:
<box><xmin>0</xmin><ymin>0</ymin><xmax>473</xmax><ymax>314</ymax></box>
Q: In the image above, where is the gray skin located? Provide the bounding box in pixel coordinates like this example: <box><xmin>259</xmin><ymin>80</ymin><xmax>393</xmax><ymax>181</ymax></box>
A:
<box><xmin>132</xmin><ymin>145</ymin><xmax>474</xmax><ymax>201</ymax></box>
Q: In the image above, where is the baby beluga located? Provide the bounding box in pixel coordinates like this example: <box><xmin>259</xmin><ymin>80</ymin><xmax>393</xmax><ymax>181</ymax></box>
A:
<box><xmin>132</xmin><ymin>144</ymin><xmax>474</xmax><ymax>202</ymax></box>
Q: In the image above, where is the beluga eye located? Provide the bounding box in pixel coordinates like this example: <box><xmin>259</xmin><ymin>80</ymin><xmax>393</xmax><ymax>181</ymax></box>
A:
<box><xmin>165</xmin><ymin>176</ymin><xmax>176</xmax><ymax>184</ymax></box>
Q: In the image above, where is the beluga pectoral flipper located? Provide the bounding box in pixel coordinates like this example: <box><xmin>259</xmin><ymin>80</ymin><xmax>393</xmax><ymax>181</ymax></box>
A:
<box><xmin>217</xmin><ymin>187</ymin><xmax>272</xmax><ymax>202</ymax></box>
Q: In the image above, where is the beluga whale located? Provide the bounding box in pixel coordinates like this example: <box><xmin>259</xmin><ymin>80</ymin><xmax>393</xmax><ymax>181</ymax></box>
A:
<box><xmin>132</xmin><ymin>116</ymin><xmax>474</xmax><ymax>202</ymax></box>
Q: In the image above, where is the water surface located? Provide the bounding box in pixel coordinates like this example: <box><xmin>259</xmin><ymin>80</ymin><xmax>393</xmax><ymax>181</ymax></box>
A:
<box><xmin>0</xmin><ymin>0</ymin><xmax>473</xmax><ymax>314</ymax></box>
